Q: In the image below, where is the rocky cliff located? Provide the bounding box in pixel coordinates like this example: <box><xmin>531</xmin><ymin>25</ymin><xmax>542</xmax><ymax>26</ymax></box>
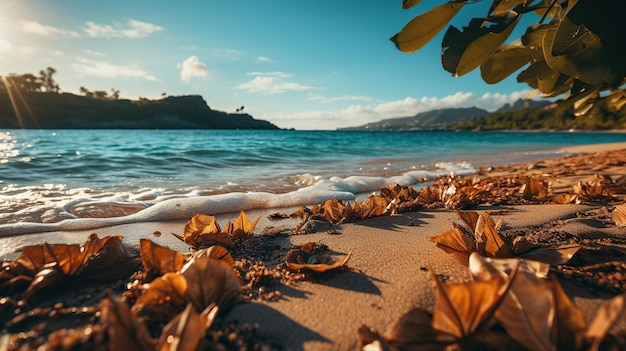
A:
<box><xmin>0</xmin><ymin>92</ymin><xmax>279</xmax><ymax>129</ymax></box>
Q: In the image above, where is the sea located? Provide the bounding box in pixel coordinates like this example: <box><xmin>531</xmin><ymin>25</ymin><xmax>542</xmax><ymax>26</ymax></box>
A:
<box><xmin>1</xmin><ymin>129</ymin><xmax>625</xmax><ymax>237</ymax></box>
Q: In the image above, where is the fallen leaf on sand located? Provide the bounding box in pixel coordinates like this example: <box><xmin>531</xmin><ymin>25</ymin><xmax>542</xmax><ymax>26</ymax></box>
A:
<box><xmin>286</xmin><ymin>248</ymin><xmax>352</xmax><ymax>272</ymax></box>
<box><xmin>612</xmin><ymin>204</ymin><xmax>626</xmax><ymax>226</ymax></box>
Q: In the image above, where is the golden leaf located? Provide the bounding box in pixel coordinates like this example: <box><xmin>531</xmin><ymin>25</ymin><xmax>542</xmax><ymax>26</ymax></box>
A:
<box><xmin>191</xmin><ymin>246</ymin><xmax>235</xmax><ymax>266</ymax></box>
<box><xmin>585</xmin><ymin>293</ymin><xmax>625</xmax><ymax>350</ymax></box>
<box><xmin>132</xmin><ymin>273</ymin><xmax>189</xmax><ymax>323</ymax></box>
<box><xmin>180</xmin><ymin>257</ymin><xmax>242</xmax><ymax>312</ymax></box>
<box><xmin>140</xmin><ymin>239</ymin><xmax>185</xmax><ymax>278</ymax></box>
<box><xmin>157</xmin><ymin>303</ymin><xmax>218</xmax><ymax>351</ymax></box>
<box><xmin>2</xmin><ymin>235</ymin><xmax>137</xmax><ymax>300</ymax></box>
<box><xmin>551</xmin><ymin>193</ymin><xmax>574</xmax><ymax>204</ymax></box>
<box><xmin>286</xmin><ymin>249</ymin><xmax>352</xmax><ymax>273</ymax></box>
<box><xmin>384</xmin><ymin>307</ymin><xmax>457</xmax><ymax>349</ymax></box>
<box><xmin>430</xmin><ymin>226</ymin><xmax>476</xmax><ymax>254</ymax></box>
<box><xmin>172</xmin><ymin>214</ymin><xmax>235</xmax><ymax>250</ymax></box>
<box><xmin>100</xmin><ymin>293</ymin><xmax>154</xmax><ymax>351</ymax></box>
<box><xmin>520</xmin><ymin>244</ymin><xmax>581</xmax><ymax>266</ymax></box>
<box><xmin>431</xmin><ymin>265</ymin><xmax>516</xmax><ymax>339</ymax></box>
<box><xmin>230</xmin><ymin>210</ymin><xmax>260</xmax><ymax>240</ymax></box>
<box><xmin>551</xmin><ymin>276</ymin><xmax>588</xmax><ymax>350</ymax></box>
<box><xmin>612</xmin><ymin>204</ymin><xmax>626</xmax><ymax>226</ymax></box>
<box><xmin>469</xmin><ymin>254</ymin><xmax>553</xmax><ymax>351</ymax></box>
<box><xmin>477</xmin><ymin>213</ymin><xmax>512</xmax><ymax>258</ymax></box>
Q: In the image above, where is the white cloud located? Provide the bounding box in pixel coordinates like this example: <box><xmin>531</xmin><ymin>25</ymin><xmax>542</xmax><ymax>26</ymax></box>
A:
<box><xmin>73</xmin><ymin>57</ymin><xmax>158</xmax><ymax>81</ymax></box>
<box><xmin>83</xmin><ymin>19</ymin><xmax>163</xmax><ymax>38</ymax></box>
<box><xmin>256</xmin><ymin>56</ymin><xmax>273</xmax><ymax>62</ymax></box>
<box><xmin>20</xmin><ymin>20</ymin><xmax>79</xmax><ymax>37</ymax></box>
<box><xmin>236</xmin><ymin>72</ymin><xmax>315</xmax><ymax>94</ymax></box>
<box><xmin>307</xmin><ymin>94</ymin><xmax>373</xmax><ymax>104</ymax></box>
<box><xmin>177</xmin><ymin>55</ymin><xmax>209</xmax><ymax>84</ymax></box>
<box><xmin>0</xmin><ymin>39</ymin><xmax>12</xmax><ymax>51</ymax></box>
<box><xmin>245</xmin><ymin>71</ymin><xmax>291</xmax><ymax>78</ymax></box>
<box><xmin>212</xmin><ymin>49</ymin><xmax>246</xmax><ymax>60</ymax></box>
<box><xmin>267</xmin><ymin>90</ymin><xmax>534</xmax><ymax>130</ymax></box>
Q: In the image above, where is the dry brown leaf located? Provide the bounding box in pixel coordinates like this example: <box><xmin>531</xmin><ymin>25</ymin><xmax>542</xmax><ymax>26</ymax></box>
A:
<box><xmin>384</xmin><ymin>307</ymin><xmax>457</xmax><ymax>349</ymax></box>
<box><xmin>2</xmin><ymin>235</ymin><xmax>137</xmax><ymax>300</ymax></box>
<box><xmin>100</xmin><ymin>293</ymin><xmax>154</xmax><ymax>351</ymax></box>
<box><xmin>586</xmin><ymin>293</ymin><xmax>626</xmax><ymax>351</ymax></box>
<box><xmin>430</xmin><ymin>226</ymin><xmax>476</xmax><ymax>254</ymax></box>
<box><xmin>230</xmin><ymin>210</ymin><xmax>260</xmax><ymax>240</ymax></box>
<box><xmin>469</xmin><ymin>254</ymin><xmax>553</xmax><ymax>351</ymax></box>
<box><xmin>612</xmin><ymin>204</ymin><xmax>626</xmax><ymax>226</ymax></box>
<box><xmin>180</xmin><ymin>257</ymin><xmax>242</xmax><ymax>312</ymax></box>
<box><xmin>431</xmin><ymin>265</ymin><xmax>516</xmax><ymax>340</ymax></box>
<box><xmin>520</xmin><ymin>177</ymin><xmax>549</xmax><ymax>199</ymax></box>
<box><xmin>323</xmin><ymin>199</ymin><xmax>353</xmax><ymax>224</ymax></box>
<box><xmin>551</xmin><ymin>276</ymin><xmax>588</xmax><ymax>350</ymax></box>
<box><xmin>551</xmin><ymin>193</ymin><xmax>575</xmax><ymax>204</ymax></box>
<box><xmin>478</xmin><ymin>213</ymin><xmax>512</xmax><ymax>258</ymax></box>
<box><xmin>286</xmin><ymin>249</ymin><xmax>352</xmax><ymax>272</ymax></box>
<box><xmin>519</xmin><ymin>244</ymin><xmax>581</xmax><ymax>266</ymax></box>
<box><xmin>132</xmin><ymin>273</ymin><xmax>189</xmax><ymax>323</ymax></box>
<box><xmin>191</xmin><ymin>246</ymin><xmax>235</xmax><ymax>266</ymax></box>
<box><xmin>454</xmin><ymin>209</ymin><xmax>480</xmax><ymax>234</ymax></box>
<box><xmin>157</xmin><ymin>303</ymin><xmax>218</xmax><ymax>351</ymax></box>
<box><xmin>140</xmin><ymin>239</ymin><xmax>185</xmax><ymax>279</ymax></box>
<box><xmin>172</xmin><ymin>214</ymin><xmax>235</xmax><ymax>250</ymax></box>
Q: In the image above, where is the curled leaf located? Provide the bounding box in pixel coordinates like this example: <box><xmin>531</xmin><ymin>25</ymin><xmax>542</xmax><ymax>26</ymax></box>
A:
<box><xmin>430</xmin><ymin>225</ymin><xmax>476</xmax><ymax>254</ymax></box>
<box><xmin>172</xmin><ymin>214</ymin><xmax>235</xmax><ymax>250</ymax></box>
<box><xmin>140</xmin><ymin>239</ymin><xmax>185</xmax><ymax>279</ymax></box>
<box><xmin>612</xmin><ymin>204</ymin><xmax>626</xmax><ymax>226</ymax></box>
<box><xmin>227</xmin><ymin>210</ymin><xmax>260</xmax><ymax>240</ymax></box>
<box><xmin>100</xmin><ymin>293</ymin><xmax>155</xmax><ymax>351</ymax></box>
<box><xmin>180</xmin><ymin>257</ymin><xmax>242</xmax><ymax>312</ymax></box>
<box><xmin>431</xmin><ymin>264</ymin><xmax>517</xmax><ymax>339</ymax></box>
<box><xmin>157</xmin><ymin>303</ymin><xmax>218</xmax><ymax>351</ymax></box>
<box><xmin>286</xmin><ymin>249</ymin><xmax>352</xmax><ymax>272</ymax></box>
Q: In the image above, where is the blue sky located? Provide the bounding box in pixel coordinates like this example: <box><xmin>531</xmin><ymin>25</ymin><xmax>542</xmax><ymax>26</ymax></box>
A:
<box><xmin>0</xmin><ymin>0</ymin><xmax>540</xmax><ymax>130</ymax></box>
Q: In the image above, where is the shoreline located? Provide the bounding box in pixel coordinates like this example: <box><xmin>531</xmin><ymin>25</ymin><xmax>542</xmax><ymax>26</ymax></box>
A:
<box><xmin>1</xmin><ymin>142</ymin><xmax>625</xmax><ymax>350</ymax></box>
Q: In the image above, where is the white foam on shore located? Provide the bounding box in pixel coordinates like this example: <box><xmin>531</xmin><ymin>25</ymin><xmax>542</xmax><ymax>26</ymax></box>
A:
<box><xmin>0</xmin><ymin>162</ymin><xmax>476</xmax><ymax>237</ymax></box>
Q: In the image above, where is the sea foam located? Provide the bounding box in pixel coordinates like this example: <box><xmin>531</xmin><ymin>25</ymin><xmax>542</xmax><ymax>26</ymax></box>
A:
<box><xmin>0</xmin><ymin>162</ymin><xmax>475</xmax><ymax>237</ymax></box>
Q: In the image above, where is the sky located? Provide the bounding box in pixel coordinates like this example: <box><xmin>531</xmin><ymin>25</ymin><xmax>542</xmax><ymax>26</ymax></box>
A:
<box><xmin>0</xmin><ymin>0</ymin><xmax>542</xmax><ymax>130</ymax></box>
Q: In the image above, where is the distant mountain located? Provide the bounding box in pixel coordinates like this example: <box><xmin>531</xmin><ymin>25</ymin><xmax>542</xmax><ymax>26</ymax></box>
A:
<box><xmin>0</xmin><ymin>91</ymin><xmax>279</xmax><ymax>130</ymax></box>
<box><xmin>496</xmin><ymin>98</ymin><xmax>551</xmax><ymax>112</ymax></box>
<box><xmin>339</xmin><ymin>107</ymin><xmax>489</xmax><ymax>131</ymax></box>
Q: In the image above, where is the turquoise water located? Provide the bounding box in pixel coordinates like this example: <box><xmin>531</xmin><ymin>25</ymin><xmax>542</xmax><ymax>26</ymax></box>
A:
<box><xmin>1</xmin><ymin>129</ymin><xmax>625</xmax><ymax>234</ymax></box>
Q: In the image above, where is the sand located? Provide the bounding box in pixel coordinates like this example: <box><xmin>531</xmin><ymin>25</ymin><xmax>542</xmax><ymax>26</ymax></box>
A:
<box><xmin>1</xmin><ymin>141</ymin><xmax>626</xmax><ymax>350</ymax></box>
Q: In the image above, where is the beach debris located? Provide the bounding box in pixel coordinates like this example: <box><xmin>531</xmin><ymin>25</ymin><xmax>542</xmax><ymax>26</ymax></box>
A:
<box><xmin>359</xmin><ymin>255</ymin><xmax>518</xmax><ymax>350</ymax></box>
<box><xmin>361</xmin><ymin>253</ymin><xmax>626</xmax><ymax>351</ymax></box>
<box><xmin>551</xmin><ymin>193</ymin><xmax>576</xmax><ymax>204</ymax></box>
<box><xmin>224</xmin><ymin>210</ymin><xmax>260</xmax><ymax>240</ymax></box>
<box><xmin>100</xmin><ymin>292</ymin><xmax>155</xmax><ymax>351</ymax></box>
<box><xmin>139</xmin><ymin>239</ymin><xmax>185</xmax><ymax>281</ymax></box>
<box><xmin>191</xmin><ymin>245</ymin><xmax>235</xmax><ymax>266</ymax></box>
<box><xmin>132</xmin><ymin>257</ymin><xmax>241</xmax><ymax>324</ymax></box>
<box><xmin>469</xmin><ymin>254</ymin><xmax>626</xmax><ymax>351</ymax></box>
<box><xmin>612</xmin><ymin>204</ymin><xmax>626</xmax><ymax>226</ymax></box>
<box><xmin>286</xmin><ymin>242</ymin><xmax>352</xmax><ymax>272</ymax></box>
<box><xmin>573</xmin><ymin>174</ymin><xmax>618</xmax><ymax>203</ymax></box>
<box><xmin>0</xmin><ymin>234</ymin><xmax>138</xmax><ymax>301</ymax></box>
<box><xmin>171</xmin><ymin>212</ymin><xmax>260</xmax><ymax>249</ymax></box>
<box><xmin>431</xmin><ymin>210</ymin><xmax>581</xmax><ymax>265</ymax></box>
<box><xmin>157</xmin><ymin>303</ymin><xmax>219</xmax><ymax>351</ymax></box>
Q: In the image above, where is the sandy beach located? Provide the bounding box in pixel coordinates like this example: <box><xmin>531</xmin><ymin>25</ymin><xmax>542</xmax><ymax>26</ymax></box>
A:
<box><xmin>1</xmin><ymin>142</ymin><xmax>626</xmax><ymax>350</ymax></box>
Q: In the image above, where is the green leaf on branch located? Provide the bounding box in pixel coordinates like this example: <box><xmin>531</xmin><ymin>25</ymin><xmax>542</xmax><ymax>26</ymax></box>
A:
<box><xmin>442</xmin><ymin>11</ymin><xmax>520</xmax><ymax>77</ymax></box>
<box><xmin>391</xmin><ymin>1</ymin><xmax>466</xmax><ymax>53</ymax></box>
<box><xmin>481</xmin><ymin>40</ymin><xmax>529</xmax><ymax>84</ymax></box>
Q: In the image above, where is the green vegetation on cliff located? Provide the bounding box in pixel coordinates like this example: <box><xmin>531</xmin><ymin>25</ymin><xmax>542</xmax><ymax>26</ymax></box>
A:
<box><xmin>450</xmin><ymin>99</ymin><xmax>626</xmax><ymax>130</ymax></box>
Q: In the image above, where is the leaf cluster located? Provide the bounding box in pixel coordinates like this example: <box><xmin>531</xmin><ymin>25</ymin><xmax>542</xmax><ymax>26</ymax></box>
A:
<box><xmin>431</xmin><ymin>209</ymin><xmax>580</xmax><ymax>265</ymax></box>
<box><xmin>392</xmin><ymin>0</ymin><xmax>626</xmax><ymax>114</ymax></box>
<box><xmin>360</xmin><ymin>253</ymin><xmax>626</xmax><ymax>351</ymax></box>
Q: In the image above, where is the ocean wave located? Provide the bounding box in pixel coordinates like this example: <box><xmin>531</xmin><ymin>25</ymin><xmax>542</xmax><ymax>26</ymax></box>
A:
<box><xmin>0</xmin><ymin>161</ymin><xmax>476</xmax><ymax>237</ymax></box>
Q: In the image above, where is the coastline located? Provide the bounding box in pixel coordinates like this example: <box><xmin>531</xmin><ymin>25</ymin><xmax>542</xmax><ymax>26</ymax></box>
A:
<box><xmin>1</xmin><ymin>141</ymin><xmax>625</xmax><ymax>350</ymax></box>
